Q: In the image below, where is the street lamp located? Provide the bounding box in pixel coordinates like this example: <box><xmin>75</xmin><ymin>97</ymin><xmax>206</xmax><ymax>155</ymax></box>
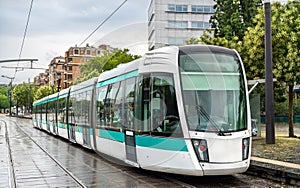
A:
<box><xmin>1</xmin><ymin>75</ymin><xmax>15</xmax><ymax>116</ymax></box>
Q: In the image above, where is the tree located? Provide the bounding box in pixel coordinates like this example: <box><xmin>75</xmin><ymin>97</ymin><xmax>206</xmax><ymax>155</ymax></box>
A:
<box><xmin>0</xmin><ymin>85</ymin><xmax>9</xmax><ymax>96</ymax></box>
<box><xmin>34</xmin><ymin>86</ymin><xmax>53</xmax><ymax>101</ymax></box>
<box><xmin>0</xmin><ymin>86</ymin><xmax>9</xmax><ymax>110</ymax></box>
<box><xmin>186</xmin><ymin>37</ymin><xmax>201</xmax><ymax>45</ymax></box>
<box><xmin>0</xmin><ymin>94</ymin><xmax>9</xmax><ymax>109</ymax></box>
<box><xmin>242</xmin><ymin>1</ymin><xmax>300</xmax><ymax>137</ymax></box>
<box><xmin>12</xmin><ymin>82</ymin><xmax>38</xmax><ymax>112</ymax></box>
<box><xmin>74</xmin><ymin>48</ymin><xmax>140</xmax><ymax>84</ymax></box>
<box><xmin>210</xmin><ymin>0</ymin><xmax>262</xmax><ymax>40</ymax></box>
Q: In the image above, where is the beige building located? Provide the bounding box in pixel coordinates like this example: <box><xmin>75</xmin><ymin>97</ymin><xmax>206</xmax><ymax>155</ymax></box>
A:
<box><xmin>34</xmin><ymin>44</ymin><xmax>114</xmax><ymax>90</ymax></box>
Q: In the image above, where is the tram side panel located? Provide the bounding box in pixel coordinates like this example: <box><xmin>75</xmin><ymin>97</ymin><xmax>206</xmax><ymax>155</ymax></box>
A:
<box><xmin>69</xmin><ymin>89</ymin><xmax>94</xmax><ymax>148</ymax></box>
<box><xmin>133</xmin><ymin>73</ymin><xmax>202</xmax><ymax>175</ymax></box>
<box><xmin>94</xmin><ymin>82</ymin><xmax>127</xmax><ymax>161</ymax></box>
<box><xmin>40</xmin><ymin>102</ymin><xmax>48</xmax><ymax>131</ymax></box>
<box><xmin>32</xmin><ymin>105</ymin><xmax>37</xmax><ymax>127</ymax></box>
<box><xmin>57</xmin><ymin>95</ymin><xmax>69</xmax><ymax>140</ymax></box>
<box><xmin>48</xmin><ymin>98</ymin><xmax>58</xmax><ymax>135</ymax></box>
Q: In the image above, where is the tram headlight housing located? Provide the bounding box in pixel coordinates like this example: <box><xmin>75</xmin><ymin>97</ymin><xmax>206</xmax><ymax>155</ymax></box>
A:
<box><xmin>192</xmin><ymin>139</ymin><xmax>209</xmax><ymax>162</ymax></box>
<box><xmin>242</xmin><ymin>137</ymin><xmax>250</xmax><ymax>160</ymax></box>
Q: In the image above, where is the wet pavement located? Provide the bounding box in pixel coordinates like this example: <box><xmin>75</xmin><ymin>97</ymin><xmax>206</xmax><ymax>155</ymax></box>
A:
<box><xmin>0</xmin><ymin>116</ymin><xmax>297</xmax><ymax>187</ymax></box>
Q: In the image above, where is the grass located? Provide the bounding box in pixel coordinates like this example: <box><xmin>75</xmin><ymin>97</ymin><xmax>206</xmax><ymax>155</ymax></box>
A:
<box><xmin>251</xmin><ymin>136</ymin><xmax>300</xmax><ymax>164</ymax></box>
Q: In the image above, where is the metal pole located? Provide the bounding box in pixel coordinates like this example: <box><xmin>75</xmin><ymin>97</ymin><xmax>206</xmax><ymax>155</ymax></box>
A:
<box><xmin>9</xmin><ymin>89</ymin><xmax>12</xmax><ymax>116</ymax></box>
<box><xmin>264</xmin><ymin>0</ymin><xmax>275</xmax><ymax>144</ymax></box>
<box><xmin>28</xmin><ymin>78</ymin><xmax>31</xmax><ymax>114</ymax></box>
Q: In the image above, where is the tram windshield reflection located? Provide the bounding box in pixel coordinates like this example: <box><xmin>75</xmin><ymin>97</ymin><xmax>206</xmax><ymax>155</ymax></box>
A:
<box><xmin>179</xmin><ymin>51</ymin><xmax>247</xmax><ymax>133</ymax></box>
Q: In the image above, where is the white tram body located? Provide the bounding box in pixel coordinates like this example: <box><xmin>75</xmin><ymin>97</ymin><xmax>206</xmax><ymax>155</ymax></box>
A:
<box><xmin>32</xmin><ymin>45</ymin><xmax>251</xmax><ymax>176</ymax></box>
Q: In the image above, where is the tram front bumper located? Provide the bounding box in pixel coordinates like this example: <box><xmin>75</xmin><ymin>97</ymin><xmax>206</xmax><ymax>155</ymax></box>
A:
<box><xmin>200</xmin><ymin>160</ymin><xmax>250</xmax><ymax>176</ymax></box>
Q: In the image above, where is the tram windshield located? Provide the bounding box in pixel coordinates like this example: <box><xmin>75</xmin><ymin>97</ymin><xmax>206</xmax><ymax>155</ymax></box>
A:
<box><xmin>179</xmin><ymin>50</ymin><xmax>247</xmax><ymax>133</ymax></box>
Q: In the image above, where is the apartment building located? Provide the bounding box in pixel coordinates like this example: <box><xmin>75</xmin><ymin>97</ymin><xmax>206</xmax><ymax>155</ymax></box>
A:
<box><xmin>63</xmin><ymin>44</ymin><xmax>114</xmax><ymax>88</ymax></box>
<box><xmin>34</xmin><ymin>44</ymin><xmax>114</xmax><ymax>90</ymax></box>
<box><xmin>48</xmin><ymin>56</ymin><xmax>65</xmax><ymax>91</ymax></box>
<box><xmin>34</xmin><ymin>70</ymin><xmax>49</xmax><ymax>87</ymax></box>
<box><xmin>148</xmin><ymin>0</ymin><xmax>215</xmax><ymax>50</ymax></box>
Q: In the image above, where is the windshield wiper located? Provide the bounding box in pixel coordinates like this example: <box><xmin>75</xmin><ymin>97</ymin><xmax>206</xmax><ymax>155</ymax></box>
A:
<box><xmin>195</xmin><ymin>105</ymin><xmax>227</xmax><ymax>136</ymax></box>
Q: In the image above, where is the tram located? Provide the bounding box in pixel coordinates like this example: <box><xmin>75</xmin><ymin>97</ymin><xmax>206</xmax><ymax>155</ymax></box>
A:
<box><xmin>32</xmin><ymin>45</ymin><xmax>251</xmax><ymax>176</ymax></box>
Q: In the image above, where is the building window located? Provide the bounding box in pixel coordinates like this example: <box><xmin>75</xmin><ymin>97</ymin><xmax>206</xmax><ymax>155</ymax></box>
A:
<box><xmin>168</xmin><ymin>4</ymin><xmax>188</xmax><ymax>12</ymax></box>
<box><xmin>74</xmin><ymin>49</ymin><xmax>79</xmax><ymax>54</ymax></box>
<box><xmin>68</xmin><ymin>74</ymin><xmax>72</xmax><ymax>80</ymax></box>
<box><xmin>86</xmin><ymin>50</ymin><xmax>91</xmax><ymax>55</ymax></box>
<box><xmin>191</xmin><ymin>21</ymin><xmax>211</xmax><ymax>29</ymax></box>
<box><xmin>191</xmin><ymin>5</ymin><xmax>215</xmax><ymax>13</ymax></box>
<box><xmin>80</xmin><ymin>49</ymin><xmax>85</xmax><ymax>54</ymax></box>
<box><xmin>68</xmin><ymin>57</ymin><xmax>72</xmax><ymax>62</ymax></box>
<box><xmin>168</xmin><ymin>21</ymin><xmax>188</xmax><ymax>28</ymax></box>
<box><xmin>67</xmin><ymin>66</ymin><xmax>72</xmax><ymax>71</ymax></box>
<box><xmin>168</xmin><ymin>37</ymin><xmax>187</xmax><ymax>45</ymax></box>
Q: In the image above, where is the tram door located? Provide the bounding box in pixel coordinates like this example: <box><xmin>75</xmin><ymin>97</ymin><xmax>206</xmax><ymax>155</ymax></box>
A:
<box><xmin>124</xmin><ymin>77</ymin><xmax>138</xmax><ymax>165</ymax></box>
<box><xmin>68</xmin><ymin>104</ymin><xmax>76</xmax><ymax>142</ymax></box>
<box><xmin>125</xmin><ymin>130</ymin><xmax>137</xmax><ymax>164</ymax></box>
<box><xmin>82</xmin><ymin>126</ymin><xmax>91</xmax><ymax>147</ymax></box>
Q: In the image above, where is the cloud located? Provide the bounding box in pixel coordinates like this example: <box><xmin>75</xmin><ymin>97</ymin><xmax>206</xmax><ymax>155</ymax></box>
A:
<box><xmin>0</xmin><ymin>0</ymin><xmax>150</xmax><ymax>84</ymax></box>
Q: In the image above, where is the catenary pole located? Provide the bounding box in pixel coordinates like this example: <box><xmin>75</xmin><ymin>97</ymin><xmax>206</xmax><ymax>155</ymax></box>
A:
<box><xmin>264</xmin><ymin>0</ymin><xmax>275</xmax><ymax>144</ymax></box>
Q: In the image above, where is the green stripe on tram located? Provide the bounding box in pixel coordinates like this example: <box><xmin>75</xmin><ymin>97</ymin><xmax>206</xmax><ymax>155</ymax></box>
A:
<box><xmin>97</xmin><ymin>70</ymin><xmax>138</xmax><ymax>87</ymax></box>
<box><xmin>136</xmin><ymin>136</ymin><xmax>188</xmax><ymax>152</ymax></box>
<box><xmin>97</xmin><ymin>129</ymin><xmax>188</xmax><ymax>152</ymax></box>
<box><xmin>98</xmin><ymin>129</ymin><xmax>124</xmax><ymax>142</ymax></box>
<box><xmin>58</xmin><ymin>93</ymin><xmax>68</xmax><ymax>99</ymax></box>
<box><xmin>70</xmin><ymin>85</ymin><xmax>94</xmax><ymax>95</ymax></box>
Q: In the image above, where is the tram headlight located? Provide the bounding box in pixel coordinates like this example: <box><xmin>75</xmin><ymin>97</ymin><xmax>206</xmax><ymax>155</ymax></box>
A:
<box><xmin>192</xmin><ymin>139</ymin><xmax>209</xmax><ymax>162</ymax></box>
<box><xmin>242</xmin><ymin>137</ymin><xmax>250</xmax><ymax>160</ymax></box>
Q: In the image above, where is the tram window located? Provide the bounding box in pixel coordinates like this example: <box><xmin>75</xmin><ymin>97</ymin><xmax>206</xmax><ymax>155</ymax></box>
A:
<box><xmin>150</xmin><ymin>73</ymin><xmax>182</xmax><ymax>137</ymax></box>
<box><xmin>96</xmin><ymin>86</ymin><xmax>108</xmax><ymax>128</ymax></box>
<box><xmin>68</xmin><ymin>98</ymin><xmax>74</xmax><ymax>125</ymax></box>
<box><xmin>72</xmin><ymin>93</ymin><xmax>80</xmax><ymax>126</ymax></box>
<box><xmin>114</xmin><ymin>81</ymin><xmax>124</xmax><ymax>129</ymax></box>
<box><xmin>105</xmin><ymin>82</ymin><xmax>120</xmax><ymax>128</ymax></box>
<box><xmin>124</xmin><ymin>77</ymin><xmax>136</xmax><ymax>130</ymax></box>
<box><xmin>135</xmin><ymin>75</ymin><xmax>151</xmax><ymax>133</ymax></box>
<box><xmin>58</xmin><ymin>98</ymin><xmax>67</xmax><ymax>124</ymax></box>
<box><xmin>86</xmin><ymin>90</ymin><xmax>92</xmax><ymax>126</ymax></box>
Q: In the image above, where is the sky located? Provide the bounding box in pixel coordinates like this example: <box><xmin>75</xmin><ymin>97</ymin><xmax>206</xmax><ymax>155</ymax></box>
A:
<box><xmin>0</xmin><ymin>0</ymin><xmax>150</xmax><ymax>85</ymax></box>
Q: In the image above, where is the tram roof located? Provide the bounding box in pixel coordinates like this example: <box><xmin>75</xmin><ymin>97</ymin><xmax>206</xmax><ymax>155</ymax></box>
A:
<box><xmin>58</xmin><ymin>87</ymin><xmax>70</xmax><ymax>99</ymax></box>
<box><xmin>178</xmin><ymin>45</ymin><xmax>236</xmax><ymax>55</ymax></box>
<box><xmin>97</xmin><ymin>58</ymin><xmax>141</xmax><ymax>83</ymax></box>
<box><xmin>70</xmin><ymin>77</ymin><xmax>98</xmax><ymax>94</ymax></box>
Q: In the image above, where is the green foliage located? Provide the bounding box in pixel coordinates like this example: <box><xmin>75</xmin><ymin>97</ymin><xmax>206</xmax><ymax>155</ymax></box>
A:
<box><xmin>0</xmin><ymin>93</ymin><xmax>9</xmax><ymax>109</ymax></box>
<box><xmin>0</xmin><ymin>86</ymin><xmax>10</xmax><ymax>109</ymax></box>
<box><xmin>186</xmin><ymin>37</ymin><xmax>201</xmax><ymax>45</ymax></box>
<box><xmin>242</xmin><ymin>1</ymin><xmax>300</xmax><ymax>85</ymax></box>
<box><xmin>34</xmin><ymin>86</ymin><xmax>53</xmax><ymax>101</ymax></box>
<box><xmin>210</xmin><ymin>0</ymin><xmax>262</xmax><ymax>40</ymax></box>
<box><xmin>12</xmin><ymin>82</ymin><xmax>38</xmax><ymax>109</ymax></box>
<box><xmin>74</xmin><ymin>49</ymin><xmax>140</xmax><ymax>84</ymax></box>
<box><xmin>275</xmin><ymin>98</ymin><xmax>300</xmax><ymax>116</ymax></box>
<box><xmin>0</xmin><ymin>86</ymin><xmax>9</xmax><ymax>96</ymax></box>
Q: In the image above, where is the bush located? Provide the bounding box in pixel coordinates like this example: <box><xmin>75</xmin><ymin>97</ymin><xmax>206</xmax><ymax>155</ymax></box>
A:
<box><xmin>274</xmin><ymin>98</ymin><xmax>300</xmax><ymax>116</ymax></box>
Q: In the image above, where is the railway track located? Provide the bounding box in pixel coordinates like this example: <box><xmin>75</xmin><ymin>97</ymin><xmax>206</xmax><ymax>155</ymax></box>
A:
<box><xmin>0</xmin><ymin>117</ymin><xmax>292</xmax><ymax>187</ymax></box>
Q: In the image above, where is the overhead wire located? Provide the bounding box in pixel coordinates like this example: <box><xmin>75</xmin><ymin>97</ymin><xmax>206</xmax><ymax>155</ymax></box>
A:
<box><xmin>79</xmin><ymin>0</ymin><xmax>128</xmax><ymax>46</ymax></box>
<box><xmin>13</xmin><ymin>0</ymin><xmax>34</xmax><ymax>83</ymax></box>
